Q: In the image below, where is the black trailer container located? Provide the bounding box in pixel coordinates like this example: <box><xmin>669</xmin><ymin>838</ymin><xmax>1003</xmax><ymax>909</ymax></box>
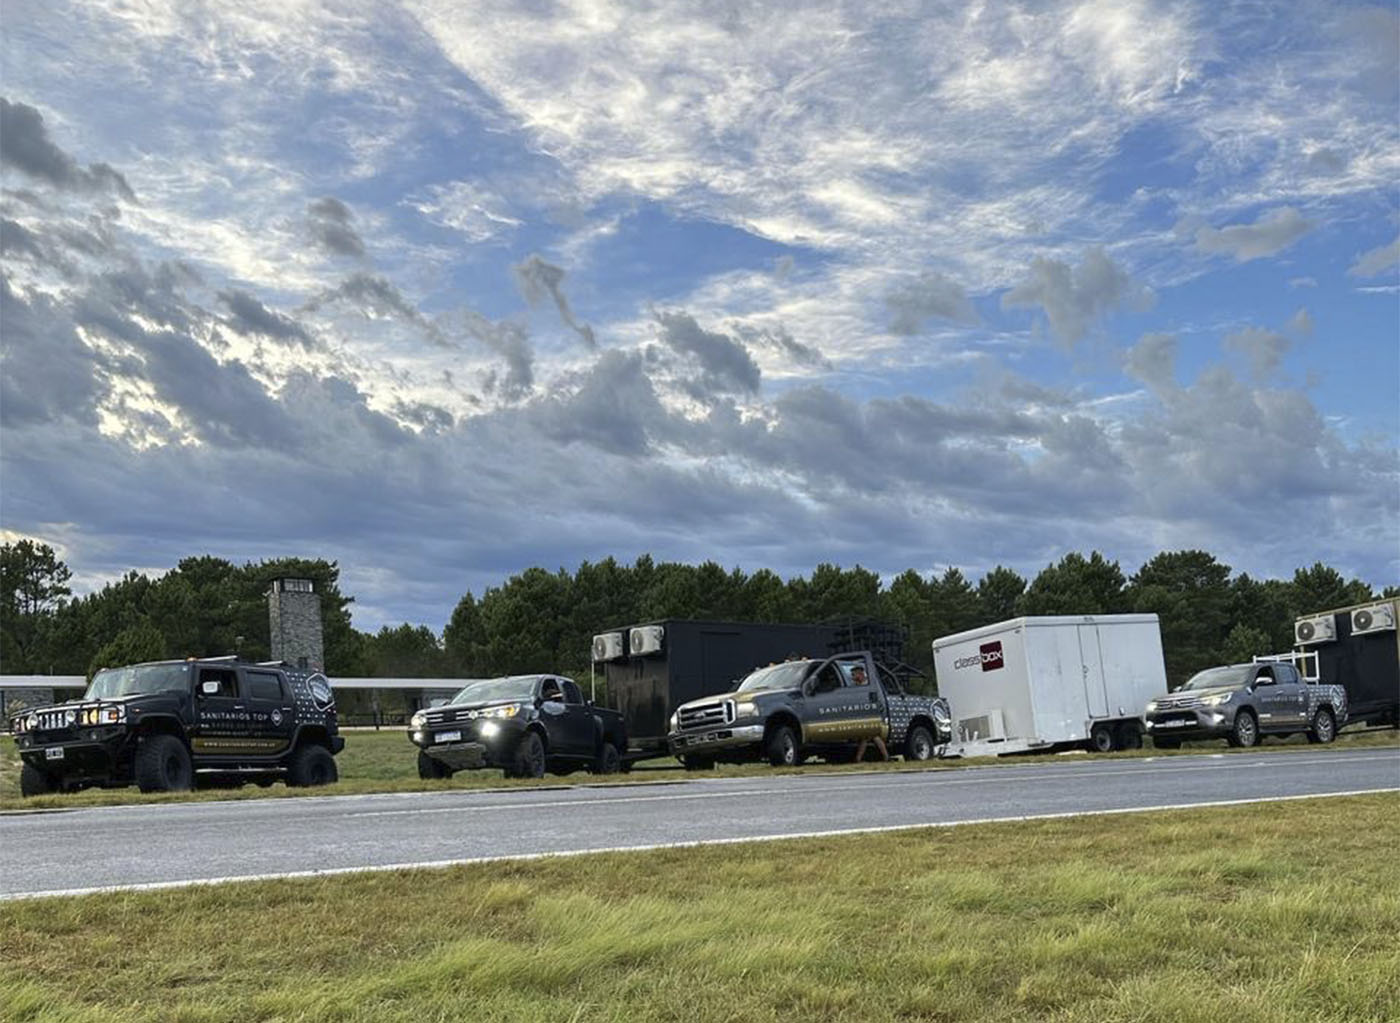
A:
<box><xmin>593</xmin><ymin>619</ymin><xmax>904</xmax><ymax>757</ymax></box>
<box><xmin>1294</xmin><ymin>599</ymin><xmax>1399</xmax><ymax>727</ymax></box>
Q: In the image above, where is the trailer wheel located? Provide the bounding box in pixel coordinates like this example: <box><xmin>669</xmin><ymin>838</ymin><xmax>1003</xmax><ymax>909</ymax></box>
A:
<box><xmin>417</xmin><ymin>751</ymin><xmax>453</xmax><ymax>779</ymax></box>
<box><xmin>903</xmin><ymin>725</ymin><xmax>935</xmax><ymax>762</ymax></box>
<box><xmin>1227</xmin><ymin>710</ymin><xmax>1259</xmax><ymax>748</ymax></box>
<box><xmin>765</xmin><ymin>725</ymin><xmax>799</xmax><ymax>767</ymax></box>
<box><xmin>1306</xmin><ymin>707</ymin><xmax>1336</xmax><ymax>745</ymax></box>
<box><xmin>1115</xmin><ymin>721</ymin><xmax>1143</xmax><ymax>750</ymax></box>
<box><xmin>1088</xmin><ymin>723</ymin><xmax>1115</xmax><ymax>754</ymax></box>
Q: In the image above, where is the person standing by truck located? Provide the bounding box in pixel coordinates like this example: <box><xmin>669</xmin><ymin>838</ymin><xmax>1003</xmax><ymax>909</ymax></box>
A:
<box><xmin>850</xmin><ymin>664</ymin><xmax>889</xmax><ymax>762</ymax></box>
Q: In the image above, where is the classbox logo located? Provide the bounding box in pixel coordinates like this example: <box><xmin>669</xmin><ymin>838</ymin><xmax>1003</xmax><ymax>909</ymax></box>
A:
<box><xmin>953</xmin><ymin>641</ymin><xmax>1004</xmax><ymax>671</ymax></box>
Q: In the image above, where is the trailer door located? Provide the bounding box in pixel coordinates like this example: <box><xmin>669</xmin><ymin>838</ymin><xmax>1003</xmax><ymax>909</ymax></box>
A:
<box><xmin>1078</xmin><ymin>625</ymin><xmax>1109</xmax><ymax>719</ymax></box>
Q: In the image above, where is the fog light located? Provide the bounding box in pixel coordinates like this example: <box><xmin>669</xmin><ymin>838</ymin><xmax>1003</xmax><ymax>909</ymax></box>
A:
<box><xmin>412</xmin><ymin>731</ymin><xmax>425</xmax><ymax>743</ymax></box>
<box><xmin>1210</xmin><ymin>713</ymin><xmax>1225</xmax><ymax>723</ymax></box>
<box><xmin>480</xmin><ymin>721</ymin><xmax>501</xmax><ymax>739</ymax></box>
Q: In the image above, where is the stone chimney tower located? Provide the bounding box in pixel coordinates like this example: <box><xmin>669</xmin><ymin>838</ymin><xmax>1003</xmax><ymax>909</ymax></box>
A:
<box><xmin>267</xmin><ymin>577</ymin><xmax>325</xmax><ymax>671</ymax></box>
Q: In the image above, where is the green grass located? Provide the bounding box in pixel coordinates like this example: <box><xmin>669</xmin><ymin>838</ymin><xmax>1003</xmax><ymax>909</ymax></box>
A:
<box><xmin>2</xmin><ymin>724</ymin><xmax>1396</xmax><ymax>811</ymax></box>
<box><xmin>2</xmin><ymin>793</ymin><xmax>1396</xmax><ymax>1022</ymax></box>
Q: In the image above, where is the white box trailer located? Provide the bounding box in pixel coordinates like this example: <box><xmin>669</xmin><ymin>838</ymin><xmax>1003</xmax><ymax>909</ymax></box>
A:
<box><xmin>932</xmin><ymin>614</ymin><xmax>1168</xmax><ymax>757</ymax></box>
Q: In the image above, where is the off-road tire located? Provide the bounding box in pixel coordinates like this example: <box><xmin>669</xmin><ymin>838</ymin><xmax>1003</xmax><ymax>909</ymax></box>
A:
<box><xmin>509</xmin><ymin>731</ymin><xmax>546</xmax><ymax>779</ymax></box>
<box><xmin>287</xmin><ymin>743</ymin><xmax>338</xmax><ymax>787</ymax></box>
<box><xmin>20</xmin><ymin>763</ymin><xmax>56</xmax><ymax>797</ymax></box>
<box><xmin>417</xmin><ymin>750</ymin><xmax>453</xmax><ymax>779</ymax></box>
<box><xmin>1228</xmin><ymin>710</ymin><xmax>1259</xmax><ymax>748</ymax></box>
<box><xmin>903</xmin><ymin>724</ymin><xmax>935</xmax><ymax>762</ymax></box>
<box><xmin>680</xmin><ymin>754</ymin><xmax>715</xmax><ymax>771</ymax></box>
<box><xmin>1088</xmin><ymin>723</ymin><xmax>1115</xmax><ymax>753</ymax></box>
<box><xmin>1306</xmin><ymin>707</ymin><xmax>1336</xmax><ymax>745</ymax></box>
<box><xmin>765</xmin><ymin>724</ymin><xmax>799</xmax><ymax>767</ymax></box>
<box><xmin>1115</xmin><ymin>721</ymin><xmax>1143</xmax><ymax>750</ymax></box>
<box><xmin>136</xmin><ymin>734</ymin><xmax>193</xmax><ymax>792</ymax></box>
<box><xmin>593</xmin><ymin>742</ymin><xmax>621</xmax><ymax>775</ymax></box>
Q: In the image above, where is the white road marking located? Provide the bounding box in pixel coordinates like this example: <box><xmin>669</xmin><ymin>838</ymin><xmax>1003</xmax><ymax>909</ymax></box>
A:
<box><xmin>3</xmin><ymin>787</ymin><xmax>1394</xmax><ymax>901</ymax></box>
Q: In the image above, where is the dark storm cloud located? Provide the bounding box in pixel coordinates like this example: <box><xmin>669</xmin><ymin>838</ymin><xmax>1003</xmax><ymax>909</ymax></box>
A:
<box><xmin>1002</xmin><ymin>247</ymin><xmax>1153</xmax><ymax>344</ymax></box>
<box><xmin>306</xmin><ymin>196</ymin><xmax>365</xmax><ymax>258</ymax></box>
<box><xmin>1192</xmin><ymin>208</ymin><xmax>1313</xmax><ymax>262</ymax></box>
<box><xmin>535</xmin><ymin>350</ymin><xmax>666</xmax><ymax>456</ymax></box>
<box><xmin>303</xmin><ymin>272</ymin><xmax>446</xmax><ymax>344</ymax></box>
<box><xmin>736</xmin><ymin>324</ymin><xmax>830</xmax><ymax>370</ymax></box>
<box><xmin>461</xmin><ymin>311</ymin><xmax>534</xmax><ymax>398</ymax></box>
<box><xmin>885</xmin><ymin>271</ymin><xmax>977</xmax><ymax>335</ymax></box>
<box><xmin>218</xmin><ymin>289</ymin><xmax>314</xmax><ymax>347</ymax></box>
<box><xmin>654</xmin><ymin>310</ymin><xmax>761</xmax><ymax>395</ymax></box>
<box><xmin>512</xmin><ymin>254</ymin><xmax>596</xmax><ymax>349</ymax></box>
<box><xmin>0</xmin><ymin>98</ymin><xmax>135</xmax><ymax>201</ymax></box>
<box><xmin>0</xmin><ymin>276</ymin><xmax>105</xmax><ymax>428</ymax></box>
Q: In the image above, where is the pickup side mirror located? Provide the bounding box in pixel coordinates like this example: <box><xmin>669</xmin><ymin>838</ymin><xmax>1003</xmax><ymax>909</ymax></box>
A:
<box><xmin>200</xmin><ymin>681</ymin><xmax>221</xmax><ymax>696</ymax></box>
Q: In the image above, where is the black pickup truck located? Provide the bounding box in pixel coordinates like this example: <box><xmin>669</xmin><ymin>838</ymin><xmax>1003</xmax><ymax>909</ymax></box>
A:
<box><xmin>667</xmin><ymin>650</ymin><xmax>952</xmax><ymax>768</ymax></box>
<box><xmin>409</xmin><ymin>674</ymin><xmax>628</xmax><ymax>779</ymax></box>
<box><xmin>10</xmin><ymin>656</ymin><xmax>343</xmax><ymax>795</ymax></box>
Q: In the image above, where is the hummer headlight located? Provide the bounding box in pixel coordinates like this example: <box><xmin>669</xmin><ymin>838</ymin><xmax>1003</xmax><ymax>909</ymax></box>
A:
<box><xmin>97</xmin><ymin>705</ymin><xmax>125</xmax><ymax>725</ymax></box>
<box><xmin>26</xmin><ymin>714</ymin><xmax>38</xmax><ymax>732</ymax></box>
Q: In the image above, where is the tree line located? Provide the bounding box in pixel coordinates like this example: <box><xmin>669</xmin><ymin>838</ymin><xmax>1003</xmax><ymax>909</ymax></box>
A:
<box><xmin>1</xmin><ymin>539</ymin><xmax>1392</xmax><ymax>693</ymax></box>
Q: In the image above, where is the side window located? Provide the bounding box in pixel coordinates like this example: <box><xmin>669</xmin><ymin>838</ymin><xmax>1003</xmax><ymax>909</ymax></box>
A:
<box><xmin>539</xmin><ymin>678</ymin><xmax>565</xmax><ymax>702</ymax></box>
<box><xmin>1256</xmin><ymin>666</ymin><xmax>1275</xmax><ymax>684</ymax></box>
<box><xmin>1277</xmin><ymin>664</ymin><xmax>1298</xmax><ymax>685</ymax></box>
<box><xmin>810</xmin><ymin>662</ymin><xmax>845</xmax><ymax>695</ymax></box>
<box><xmin>244</xmin><ymin>671</ymin><xmax>286</xmax><ymax>702</ymax></box>
<box><xmin>198</xmin><ymin>668</ymin><xmax>237</xmax><ymax>698</ymax></box>
<box><xmin>559</xmin><ymin>679</ymin><xmax>583</xmax><ymax>705</ymax></box>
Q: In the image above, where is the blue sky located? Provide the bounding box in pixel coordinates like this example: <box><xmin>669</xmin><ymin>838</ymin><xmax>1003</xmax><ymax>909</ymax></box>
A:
<box><xmin>1</xmin><ymin>0</ymin><xmax>1396</xmax><ymax>630</ymax></box>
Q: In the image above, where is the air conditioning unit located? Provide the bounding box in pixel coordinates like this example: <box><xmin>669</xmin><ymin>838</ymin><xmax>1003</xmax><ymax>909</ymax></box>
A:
<box><xmin>1351</xmin><ymin>603</ymin><xmax>1397</xmax><ymax>636</ymax></box>
<box><xmin>591</xmin><ymin>632</ymin><xmax>625</xmax><ymax>662</ymax></box>
<box><xmin>629</xmin><ymin>625</ymin><xmax>664</xmax><ymax>657</ymax></box>
<box><xmin>1294</xmin><ymin>615</ymin><xmax>1337</xmax><ymax>646</ymax></box>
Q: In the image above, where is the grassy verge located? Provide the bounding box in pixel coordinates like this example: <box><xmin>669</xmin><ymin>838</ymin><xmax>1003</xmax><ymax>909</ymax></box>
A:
<box><xmin>2</xmin><ymin>724</ymin><xmax>1395</xmax><ymax>812</ymax></box>
<box><xmin>2</xmin><ymin>793</ymin><xmax>1397</xmax><ymax>1022</ymax></box>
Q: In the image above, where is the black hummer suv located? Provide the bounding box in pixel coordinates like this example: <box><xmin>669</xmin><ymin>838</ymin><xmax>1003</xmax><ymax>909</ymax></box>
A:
<box><xmin>1144</xmin><ymin>659</ymin><xmax>1348</xmax><ymax>749</ymax></box>
<box><xmin>409</xmin><ymin>674</ymin><xmax>628</xmax><ymax>779</ymax></box>
<box><xmin>10</xmin><ymin>656</ymin><xmax>344</xmax><ymax>796</ymax></box>
<box><xmin>667</xmin><ymin>650</ymin><xmax>953</xmax><ymax>768</ymax></box>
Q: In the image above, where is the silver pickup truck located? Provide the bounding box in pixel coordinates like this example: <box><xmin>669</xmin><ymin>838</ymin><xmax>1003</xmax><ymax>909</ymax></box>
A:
<box><xmin>1143</xmin><ymin>659</ymin><xmax>1348</xmax><ymax>749</ymax></box>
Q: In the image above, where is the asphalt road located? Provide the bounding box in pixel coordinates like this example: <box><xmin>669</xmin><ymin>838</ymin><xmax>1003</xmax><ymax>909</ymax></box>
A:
<box><xmin>2</xmin><ymin>747</ymin><xmax>1397</xmax><ymax>899</ymax></box>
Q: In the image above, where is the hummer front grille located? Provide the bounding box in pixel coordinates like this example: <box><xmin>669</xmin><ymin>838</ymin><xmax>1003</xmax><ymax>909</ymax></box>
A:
<box><xmin>678</xmin><ymin>700</ymin><xmax>734</xmax><ymax>731</ymax></box>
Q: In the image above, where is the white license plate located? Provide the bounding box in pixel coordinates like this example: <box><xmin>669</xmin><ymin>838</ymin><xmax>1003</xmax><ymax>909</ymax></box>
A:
<box><xmin>1157</xmin><ymin>720</ymin><xmax>1192</xmax><ymax>728</ymax></box>
<box><xmin>437</xmin><ymin>730</ymin><xmax>462</xmax><ymax>744</ymax></box>
<box><xmin>45</xmin><ymin>746</ymin><xmax>65</xmax><ymax>760</ymax></box>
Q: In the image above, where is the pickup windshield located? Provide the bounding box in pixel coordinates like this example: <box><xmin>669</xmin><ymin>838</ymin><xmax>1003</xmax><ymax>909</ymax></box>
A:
<box><xmin>450</xmin><ymin>677</ymin><xmax>537</xmax><ymax>704</ymax></box>
<box><xmin>86</xmin><ymin>664</ymin><xmax>190</xmax><ymax>700</ymax></box>
<box><xmin>737</xmin><ymin>661</ymin><xmax>813</xmax><ymax>693</ymax></box>
<box><xmin>1180</xmin><ymin>665</ymin><xmax>1253</xmax><ymax>691</ymax></box>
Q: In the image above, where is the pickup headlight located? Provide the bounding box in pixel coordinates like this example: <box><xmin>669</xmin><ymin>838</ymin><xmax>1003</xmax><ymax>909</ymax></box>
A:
<box><xmin>668</xmin><ymin>712</ymin><xmax>679</xmax><ymax>733</ymax></box>
<box><xmin>733</xmin><ymin>700</ymin><xmax>759</xmax><ymax>720</ymax></box>
<box><xmin>410</xmin><ymin>711</ymin><xmax>427</xmax><ymax>729</ymax></box>
<box><xmin>477</xmin><ymin>704</ymin><xmax>521</xmax><ymax>719</ymax></box>
<box><xmin>1145</xmin><ymin>701</ymin><xmax>1158</xmax><ymax>713</ymax></box>
<box><xmin>933</xmin><ymin>703</ymin><xmax>951</xmax><ymax>725</ymax></box>
<box><xmin>1201</xmin><ymin>693</ymin><xmax>1232</xmax><ymax>708</ymax></box>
